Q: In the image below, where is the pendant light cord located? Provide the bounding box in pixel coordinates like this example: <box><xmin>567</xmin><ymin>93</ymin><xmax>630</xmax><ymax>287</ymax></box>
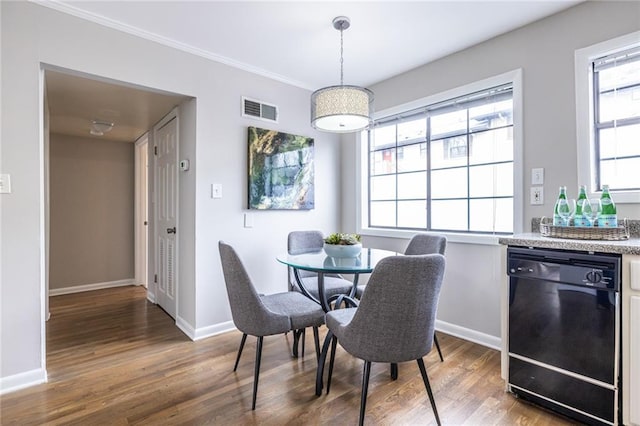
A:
<box><xmin>339</xmin><ymin>26</ymin><xmax>344</xmax><ymax>86</ymax></box>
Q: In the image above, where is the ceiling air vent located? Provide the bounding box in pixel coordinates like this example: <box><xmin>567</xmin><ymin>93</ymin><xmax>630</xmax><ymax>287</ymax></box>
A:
<box><xmin>242</xmin><ymin>97</ymin><xmax>278</xmax><ymax>123</ymax></box>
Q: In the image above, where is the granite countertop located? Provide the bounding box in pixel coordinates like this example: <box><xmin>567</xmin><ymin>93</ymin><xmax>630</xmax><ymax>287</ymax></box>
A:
<box><xmin>498</xmin><ymin>218</ymin><xmax>640</xmax><ymax>255</ymax></box>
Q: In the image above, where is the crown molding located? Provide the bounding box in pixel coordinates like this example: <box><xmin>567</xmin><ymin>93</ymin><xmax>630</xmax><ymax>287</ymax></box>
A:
<box><xmin>30</xmin><ymin>0</ymin><xmax>313</xmax><ymax>91</ymax></box>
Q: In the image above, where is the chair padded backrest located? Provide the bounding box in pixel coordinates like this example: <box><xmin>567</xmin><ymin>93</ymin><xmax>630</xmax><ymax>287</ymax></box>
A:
<box><xmin>288</xmin><ymin>230</ymin><xmax>324</xmax><ymax>254</ymax></box>
<box><xmin>338</xmin><ymin>254</ymin><xmax>446</xmax><ymax>363</ymax></box>
<box><xmin>404</xmin><ymin>233</ymin><xmax>447</xmax><ymax>256</ymax></box>
<box><xmin>288</xmin><ymin>231</ymin><xmax>324</xmax><ymax>279</ymax></box>
<box><xmin>218</xmin><ymin>241</ymin><xmax>290</xmax><ymax>336</ymax></box>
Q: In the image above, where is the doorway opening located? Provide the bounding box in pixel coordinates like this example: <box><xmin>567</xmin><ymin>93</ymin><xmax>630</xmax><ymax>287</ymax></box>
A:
<box><xmin>43</xmin><ymin>65</ymin><xmax>190</xmax><ymax>331</ymax></box>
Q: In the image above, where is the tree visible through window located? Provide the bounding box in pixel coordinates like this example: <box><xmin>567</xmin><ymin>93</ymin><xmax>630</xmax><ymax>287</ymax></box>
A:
<box><xmin>366</xmin><ymin>84</ymin><xmax>514</xmax><ymax>234</ymax></box>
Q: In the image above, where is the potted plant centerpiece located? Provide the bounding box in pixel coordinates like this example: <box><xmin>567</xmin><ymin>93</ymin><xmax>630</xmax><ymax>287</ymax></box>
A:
<box><xmin>323</xmin><ymin>233</ymin><xmax>362</xmax><ymax>258</ymax></box>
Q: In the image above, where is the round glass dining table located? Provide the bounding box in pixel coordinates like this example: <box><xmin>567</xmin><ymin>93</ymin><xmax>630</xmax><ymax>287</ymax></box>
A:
<box><xmin>276</xmin><ymin>248</ymin><xmax>399</xmax><ymax>312</ymax></box>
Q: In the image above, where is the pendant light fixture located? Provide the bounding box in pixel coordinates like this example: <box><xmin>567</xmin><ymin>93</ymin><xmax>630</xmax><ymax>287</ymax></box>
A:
<box><xmin>311</xmin><ymin>16</ymin><xmax>374</xmax><ymax>133</ymax></box>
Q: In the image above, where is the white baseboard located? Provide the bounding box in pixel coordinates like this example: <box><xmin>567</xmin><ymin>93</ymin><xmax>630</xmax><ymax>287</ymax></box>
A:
<box><xmin>0</xmin><ymin>368</ymin><xmax>47</xmax><ymax>395</ymax></box>
<box><xmin>182</xmin><ymin>319</ymin><xmax>235</xmax><ymax>341</ymax></box>
<box><xmin>436</xmin><ymin>319</ymin><xmax>501</xmax><ymax>350</ymax></box>
<box><xmin>174</xmin><ymin>317</ymin><xmax>235</xmax><ymax>341</ymax></box>
<box><xmin>49</xmin><ymin>279</ymin><xmax>136</xmax><ymax>296</ymax></box>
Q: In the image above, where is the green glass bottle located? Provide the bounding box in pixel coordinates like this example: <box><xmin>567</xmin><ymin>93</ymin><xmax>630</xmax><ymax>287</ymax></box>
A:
<box><xmin>553</xmin><ymin>186</ymin><xmax>567</xmax><ymax>226</ymax></box>
<box><xmin>574</xmin><ymin>185</ymin><xmax>589</xmax><ymax>227</ymax></box>
<box><xmin>598</xmin><ymin>185</ymin><xmax>617</xmax><ymax>227</ymax></box>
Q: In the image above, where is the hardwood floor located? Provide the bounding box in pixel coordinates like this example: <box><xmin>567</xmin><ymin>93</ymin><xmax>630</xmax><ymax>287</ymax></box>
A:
<box><xmin>1</xmin><ymin>286</ymin><xmax>573</xmax><ymax>425</ymax></box>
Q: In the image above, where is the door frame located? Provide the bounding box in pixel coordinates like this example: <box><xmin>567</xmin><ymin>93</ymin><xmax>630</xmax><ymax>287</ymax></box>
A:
<box><xmin>134</xmin><ymin>133</ymin><xmax>149</xmax><ymax>289</ymax></box>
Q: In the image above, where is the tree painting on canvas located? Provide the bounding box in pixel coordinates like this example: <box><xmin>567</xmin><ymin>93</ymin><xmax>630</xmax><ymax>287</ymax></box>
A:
<box><xmin>248</xmin><ymin>126</ymin><xmax>314</xmax><ymax>210</ymax></box>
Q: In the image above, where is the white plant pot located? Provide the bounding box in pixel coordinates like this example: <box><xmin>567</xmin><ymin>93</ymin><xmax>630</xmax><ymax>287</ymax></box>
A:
<box><xmin>323</xmin><ymin>243</ymin><xmax>362</xmax><ymax>258</ymax></box>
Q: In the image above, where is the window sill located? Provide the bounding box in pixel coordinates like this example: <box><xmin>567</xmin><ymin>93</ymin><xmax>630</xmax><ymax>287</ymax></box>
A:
<box><xmin>358</xmin><ymin>227</ymin><xmax>502</xmax><ymax>246</ymax></box>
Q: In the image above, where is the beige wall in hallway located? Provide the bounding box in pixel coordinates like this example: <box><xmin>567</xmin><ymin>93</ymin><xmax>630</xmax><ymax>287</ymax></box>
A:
<box><xmin>49</xmin><ymin>133</ymin><xmax>134</xmax><ymax>289</ymax></box>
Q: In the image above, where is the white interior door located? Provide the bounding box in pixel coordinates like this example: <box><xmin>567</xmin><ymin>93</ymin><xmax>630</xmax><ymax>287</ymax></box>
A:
<box><xmin>154</xmin><ymin>113</ymin><xmax>178</xmax><ymax>319</ymax></box>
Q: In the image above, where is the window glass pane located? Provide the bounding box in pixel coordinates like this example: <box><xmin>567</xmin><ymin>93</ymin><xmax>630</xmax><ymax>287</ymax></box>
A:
<box><xmin>469</xmin><ymin>163</ymin><xmax>513</xmax><ymax>198</ymax></box>
<box><xmin>599</xmin><ymin>124</ymin><xmax>640</xmax><ymax>158</ymax></box>
<box><xmin>370</xmin><ymin>149</ymin><xmax>396</xmax><ymax>175</ymax></box>
<box><xmin>397</xmin><ymin>143</ymin><xmax>427</xmax><ymax>172</ymax></box>
<box><xmin>370</xmin><ymin>201</ymin><xmax>396</xmax><ymax>227</ymax></box>
<box><xmin>431</xmin><ymin>200</ymin><xmax>467</xmax><ymax>231</ymax></box>
<box><xmin>470</xmin><ymin>198</ymin><xmax>513</xmax><ymax>233</ymax></box>
<box><xmin>431</xmin><ymin>168</ymin><xmax>468</xmax><ymax>199</ymax></box>
<box><xmin>398</xmin><ymin>171</ymin><xmax>427</xmax><ymax>199</ymax></box>
<box><xmin>431</xmin><ymin>109</ymin><xmax>466</xmax><ymax>139</ymax></box>
<box><xmin>598</xmin><ymin>85</ymin><xmax>640</xmax><ymax>122</ymax></box>
<box><xmin>397</xmin><ymin>200</ymin><xmax>427</xmax><ymax>228</ymax></box>
<box><xmin>397</xmin><ymin>117</ymin><xmax>427</xmax><ymax>143</ymax></box>
<box><xmin>600</xmin><ymin>157</ymin><xmax>640</xmax><ymax>190</ymax></box>
<box><xmin>599</xmin><ymin>60</ymin><xmax>640</xmax><ymax>92</ymax></box>
<box><xmin>367</xmin><ymin>84</ymin><xmax>513</xmax><ymax>234</ymax></box>
<box><xmin>370</xmin><ymin>175</ymin><xmax>396</xmax><ymax>200</ymax></box>
<box><xmin>431</xmin><ymin>136</ymin><xmax>468</xmax><ymax>169</ymax></box>
<box><xmin>372</xmin><ymin>124</ymin><xmax>396</xmax><ymax>149</ymax></box>
<box><xmin>469</xmin><ymin>99</ymin><xmax>513</xmax><ymax>132</ymax></box>
<box><xmin>469</xmin><ymin>127</ymin><xmax>513</xmax><ymax>165</ymax></box>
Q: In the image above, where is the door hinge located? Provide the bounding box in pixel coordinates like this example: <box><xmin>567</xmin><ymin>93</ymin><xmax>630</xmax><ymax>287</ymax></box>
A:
<box><xmin>154</xmin><ymin>146</ymin><xmax>158</xmax><ymax>155</ymax></box>
<box><xmin>154</xmin><ymin>274</ymin><xmax>158</xmax><ymax>283</ymax></box>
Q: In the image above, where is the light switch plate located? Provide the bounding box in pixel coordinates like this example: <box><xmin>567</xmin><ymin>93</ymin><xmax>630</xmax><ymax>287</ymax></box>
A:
<box><xmin>211</xmin><ymin>183</ymin><xmax>222</xmax><ymax>199</ymax></box>
<box><xmin>531</xmin><ymin>168</ymin><xmax>544</xmax><ymax>185</ymax></box>
<box><xmin>244</xmin><ymin>213</ymin><xmax>253</xmax><ymax>228</ymax></box>
<box><xmin>0</xmin><ymin>174</ymin><xmax>11</xmax><ymax>194</ymax></box>
<box><xmin>530</xmin><ymin>186</ymin><xmax>544</xmax><ymax>205</ymax></box>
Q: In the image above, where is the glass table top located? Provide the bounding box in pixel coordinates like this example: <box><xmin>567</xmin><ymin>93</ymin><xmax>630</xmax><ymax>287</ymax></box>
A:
<box><xmin>277</xmin><ymin>248</ymin><xmax>400</xmax><ymax>274</ymax></box>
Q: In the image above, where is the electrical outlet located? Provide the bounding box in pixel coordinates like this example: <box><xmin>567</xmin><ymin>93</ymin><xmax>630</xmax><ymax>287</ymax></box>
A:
<box><xmin>530</xmin><ymin>186</ymin><xmax>544</xmax><ymax>205</ymax></box>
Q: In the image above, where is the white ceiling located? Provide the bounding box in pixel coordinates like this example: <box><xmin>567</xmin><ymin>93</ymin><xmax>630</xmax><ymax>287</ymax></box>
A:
<box><xmin>49</xmin><ymin>0</ymin><xmax>582</xmax><ymax>89</ymax></box>
<box><xmin>45</xmin><ymin>69</ymin><xmax>188</xmax><ymax>142</ymax></box>
<box><xmin>43</xmin><ymin>0</ymin><xmax>582</xmax><ymax>142</ymax></box>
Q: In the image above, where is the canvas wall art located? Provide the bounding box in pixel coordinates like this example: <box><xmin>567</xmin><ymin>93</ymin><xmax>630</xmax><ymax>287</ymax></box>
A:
<box><xmin>248</xmin><ymin>126</ymin><xmax>315</xmax><ymax>210</ymax></box>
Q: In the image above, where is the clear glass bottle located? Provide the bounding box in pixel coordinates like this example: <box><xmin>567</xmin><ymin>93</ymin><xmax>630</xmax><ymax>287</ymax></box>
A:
<box><xmin>574</xmin><ymin>185</ymin><xmax>589</xmax><ymax>227</ymax></box>
<box><xmin>598</xmin><ymin>185</ymin><xmax>617</xmax><ymax>227</ymax></box>
<box><xmin>553</xmin><ymin>186</ymin><xmax>568</xmax><ymax>226</ymax></box>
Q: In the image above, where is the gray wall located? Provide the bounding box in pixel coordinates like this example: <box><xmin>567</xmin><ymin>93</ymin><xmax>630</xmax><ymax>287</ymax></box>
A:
<box><xmin>1</xmin><ymin>1</ymin><xmax>342</xmax><ymax>386</ymax></box>
<box><xmin>342</xmin><ymin>1</ymin><xmax>640</xmax><ymax>343</ymax></box>
<box><xmin>49</xmin><ymin>134</ymin><xmax>134</xmax><ymax>290</ymax></box>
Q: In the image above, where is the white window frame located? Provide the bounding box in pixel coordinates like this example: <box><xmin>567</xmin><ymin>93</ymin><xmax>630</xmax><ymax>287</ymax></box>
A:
<box><xmin>356</xmin><ymin>69</ymin><xmax>524</xmax><ymax>245</ymax></box>
<box><xmin>575</xmin><ymin>31</ymin><xmax>640</xmax><ymax>204</ymax></box>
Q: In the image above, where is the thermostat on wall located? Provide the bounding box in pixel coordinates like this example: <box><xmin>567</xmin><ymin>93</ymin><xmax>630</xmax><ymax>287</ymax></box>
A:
<box><xmin>179</xmin><ymin>160</ymin><xmax>190</xmax><ymax>171</ymax></box>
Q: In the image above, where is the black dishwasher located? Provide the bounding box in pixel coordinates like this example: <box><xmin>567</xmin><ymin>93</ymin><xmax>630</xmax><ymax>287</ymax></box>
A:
<box><xmin>507</xmin><ymin>247</ymin><xmax>621</xmax><ymax>426</ymax></box>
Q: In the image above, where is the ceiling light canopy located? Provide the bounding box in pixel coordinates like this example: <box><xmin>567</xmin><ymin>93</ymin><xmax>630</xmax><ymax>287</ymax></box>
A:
<box><xmin>90</xmin><ymin>120</ymin><xmax>114</xmax><ymax>136</ymax></box>
<box><xmin>311</xmin><ymin>16</ymin><xmax>374</xmax><ymax>134</ymax></box>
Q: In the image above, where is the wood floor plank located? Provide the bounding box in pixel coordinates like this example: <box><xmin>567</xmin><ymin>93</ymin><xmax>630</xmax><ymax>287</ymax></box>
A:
<box><xmin>1</xmin><ymin>286</ymin><xmax>574</xmax><ymax>425</ymax></box>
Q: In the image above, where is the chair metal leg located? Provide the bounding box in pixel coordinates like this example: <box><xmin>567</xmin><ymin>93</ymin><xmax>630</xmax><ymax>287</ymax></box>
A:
<box><xmin>316</xmin><ymin>330</ymin><xmax>334</xmax><ymax>396</ymax></box>
<box><xmin>359</xmin><ymin>361</ymin><xmax>372</xmax><ymax>426</ymax></box>
<box><xmin>301</xmin><ymin>328</ymin><xmax>306</xmax><ymax>358</ymax></box>
<box><xmin>233</xmin><ymin>333</ymin><xmax>247</xmax><ymax>372</ymax></box>
<box><xmin>252</xmin><ymin>336</ymin><xmax>264</xmax><ymax>410</ymax></box>
<box><xmin>292</xmin><ymin>329</ymin><xmax>300</xmax><ymax>358</ymax></box>
<box><xmin>433</xmin><ymin>332</ymin><xmax>444</xmax><ymax>362</ymax></box>
<box><xmin>417</xmin><ymin>357</ymin><xmax>441</xmax><ymax>426</ymax></box>
<box><xmin>326</xmin><ymin>335</ymin><xmax>338</xmax><ymax>394</ymax></box>
<box><xmin>390</xmin><ymin>363</ymin><xmax>398</xmax><ymax>380</ymax></box>
<box><xmin>313</xmin><ymin>326</ymin><xmax>320</xmax><ymax>362</ymax></box>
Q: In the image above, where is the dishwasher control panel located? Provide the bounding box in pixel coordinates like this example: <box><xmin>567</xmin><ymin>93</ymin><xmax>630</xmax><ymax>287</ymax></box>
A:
<box><xmin>507</xmin><ymin>247</ymin><xmax>620</xmax><ymax>291</ymax></box>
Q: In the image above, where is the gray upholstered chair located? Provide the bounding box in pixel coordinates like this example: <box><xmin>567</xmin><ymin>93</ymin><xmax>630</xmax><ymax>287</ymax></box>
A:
<box><xmin>356</xmin><ymin>233</ymin><xmax>447</xmax><ymax>362</ymax></box>
<box><xmin>319</xmin><ymin>253</ymin><xmax>446</xmax><ymax>426</ymax></box>
<box><xmin>218</xmin><ymin>241</ymin><xmax>325</xmax><ymax>410</ymax></box>
<box><xmin>287</xmin><ymin>231</ymin><xmax>354</xmax><ymax>301</ymax></box>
